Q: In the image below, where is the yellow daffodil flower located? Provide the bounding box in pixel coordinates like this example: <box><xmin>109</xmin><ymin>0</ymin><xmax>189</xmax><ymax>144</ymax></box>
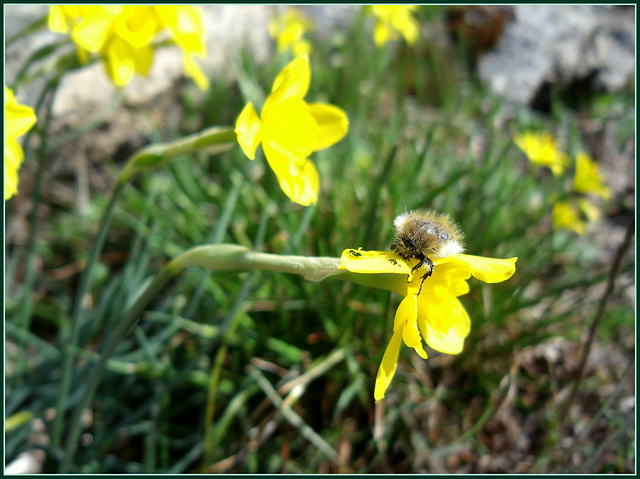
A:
<box><xmin>154</xmin><ymin>5</ymin><xmax>209</xmax><ymax>90</ymax></box>
<box><xmin>513</xmin><ymin>131</ymin><xmax>570</xmax><ymax>176</ymax></box>
<box><xmin>368</xmin><ymin>5</ymin><xmax>420</xmax><ymax>47</ymax></box>
<box><xmin>48</xmin><ymin>5</ymin><xmax>208</xmax><ymax>89</ymax></box>
<box><xmin>340</xmin><ymin>248</ymin><xmax>517</xmax><ymax>401</ymax></box>
<box><xmin>235</xmin><ymin>56</ymin><xmax>349</xmax><ymax>206</ymax></box>
<box><xmin>573</xmin><ymin>151</ymin><xmax>611</xmax><ymax>200</ymax></box>
<box><xmin>552</xmin><ymin>200</ymin><xmax>585</xmax><ymax>235</ymax></box>
<box><xmin>5</xmin><ymin>86</ymin><xmax>37</xmax><ymax>200</ymax></box>
<box><xmin>577</xmin><ymin>197</ymin><xmax>602</xmax><ymax>223</ymax></box>
<box><xmin>269</xmin><ymin>8</ymin><xmax>314</xmax><ymax>56</ymax></box>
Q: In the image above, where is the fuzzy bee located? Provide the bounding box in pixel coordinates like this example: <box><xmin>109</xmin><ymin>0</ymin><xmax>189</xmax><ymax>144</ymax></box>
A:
<box><xmin>391</xmin><ymin>209</ymin><xmax>464</xmax><ymax>295</ymax></box>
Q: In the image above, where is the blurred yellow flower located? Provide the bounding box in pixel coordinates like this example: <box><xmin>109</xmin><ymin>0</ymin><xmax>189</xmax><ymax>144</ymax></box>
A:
<box><xmin>552</xmin><ymin>200</ymin><xmax>585</xmax><ymax>235</ymax></box>
<box><xmin>514</xmin><ymin>131</ymin><xmax>570</xmax><ymax>176</ymax></box>
<box><xmin>340</xmin><ymin>248</ymin><xmax>517</xmax><ymax>401</ymax></box>
<box><xmin>368</xmin><ymin>5</ymin><xmax>420</xmax><ymax>47</ymax></box>
<box><xmin>269</xmin><ymin>8</ymin><xmax>314</xmax><ymax>56</ymax></box>
<box><xmin>48</xmin><ymin>5</ymin><xmax>208</xmax><ymax>89</ymax></box>
<box><xmin>5</xmin><ymin>86</ymin><xmax>37</xmax><ymax>200</ymax></box>
<box><xmin>573</xmin><ymin>151</ymin><xmax>611</xmax><ymax>200</ymax></box>
<box><xmin>154</xmin><ymin>6</ymin><xmax>209</xmax><ymax>90</ymax></box>
<box><xmin>577</xmin><ymin>197</ymin><xmax>602</xmax><ymax>223</ymax></box>
<box><xmin>235</xmin><ymin>56</ymin><xmax>349</xmax><ymax>206</ymax></box>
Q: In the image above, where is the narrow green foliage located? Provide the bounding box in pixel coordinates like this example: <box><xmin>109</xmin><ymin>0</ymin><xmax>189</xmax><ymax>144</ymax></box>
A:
<box><xmin>5</xmin><ymin>5</ymin><xmax>633</xmax><ymax>474</ymax></box>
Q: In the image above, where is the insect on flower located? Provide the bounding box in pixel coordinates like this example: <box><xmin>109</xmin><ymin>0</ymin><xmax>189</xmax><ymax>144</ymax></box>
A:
<box><xmin>391</xmin><ymin>209</ymin><xmax>464</xmax><ymax>295</ymax></box>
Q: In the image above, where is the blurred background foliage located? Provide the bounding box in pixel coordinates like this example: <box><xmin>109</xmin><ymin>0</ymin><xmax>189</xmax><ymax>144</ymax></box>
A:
<box><xmin>5</xmin><ymin>5</ymin><xmax>635</xmax><ymax>474</ymax></box>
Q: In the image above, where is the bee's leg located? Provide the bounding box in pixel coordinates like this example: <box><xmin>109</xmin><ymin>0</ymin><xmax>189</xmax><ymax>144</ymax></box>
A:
<box><xmin>411</xmin><ymin>257</ymin><xmax>426</xmax><ymax>274</ymax></box>
<box><xmin>416</xmin><ymin>258</ymin><xmax>434</xmax><ymax>295</ymax></box>
<box><xmin>407</xmin><ymin>256</ymin><xmax>426</xmax><ymax>284</ymax></box>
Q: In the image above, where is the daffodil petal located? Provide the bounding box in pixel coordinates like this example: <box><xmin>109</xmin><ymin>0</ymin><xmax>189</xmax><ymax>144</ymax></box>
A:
<box><xmin>270</xmin><ymin>157</ymin><xmax>319</xmax><ymax>206</ymax></box>
<box><xmin>578</xmin><ymin>197</ymin><xmax>602</xmax><ymax>223</ymax></box>
<box><xmin>292</xmin><ymin>159</ymin><xmax>319</xmax><ymax>206</ymax></box>
<box><xmin>339</xmin><ymin>249</ymin><xmax>412</xmax><ymax>276</ymax></box>
<box><xmin>235</xmin><ymin>103</ymin><xmax>262</xmax><ymax>160</ymax></box>
<box><xmin>156</xmin><ymin>5</ymin><xmax>207</xmax><ymax>56</ymax></box>
<box><xmin>308</xmin><ymin>103</ymin><xmax>349</xmax><ymax>151</ymax></box>
<box><xmin>262</xmin><ymin>142</ymin><xmax>319</xmax><ymax>205</ymax></box>
<box><xmin>5</xmin><ymin>86</ymin><xmax>37</xmax><ymax>200</ymax></box>
<box><xmin>270</xmin><ymin>8</ymin><xmax>314</xmax><ymax>56</ymax></box>
<box><xmin>5</xmin><ymin>85</ymin><xmax>16</xmax><ymax>103</ymax></box>
<box><xmin>396</xmin><ymin>295</ymin><xmax>428</xmax><ymax>359</ymax></box>
<box><xmin>371</xmin><ymin>5</ymin><xmax>419</xmax><ymax>46</ymax></box>
<box><xmin>419</xmin><ymin>297</ymin><xmax>470</xmax><ymax>354</ymax></box>
<box><xmin>133</xmin><ymin>45</ymin><xmax>153</xmax><ymax>76</ymax></box>
<box><xmin>72</xmin><ymin>16</ymin><xmax>113</xmax><ymax>52</ymax></box>
<box><xmin>5</xmin><ymin>139</ymin><xmax>23</xmax><ymax>200</ymax></box>
<box><xmin>450</xmin><ymin>254</ymin><xmax>517</xmax><ymax>284</ymax></box>
<box><xmin>293</xmin><ymin>40</ymin><xmax>312</xmax><ymax>56</ymax></box>
<box><xmin>573</xmin><ymin>151</ymin><xmax>611</xmax><ymax>200</ymax></box>
<box><xmin>5</xmin><ymin>103</ymin><xmax>37</xmax><ymax>138</ymax></box>
<box><xmin>374</xmin><ymin>328</ymin><xmax>403</xmax><ymax>402</ymax></box>
<box><xmin>262</xmin><ymin>138</ymin><xmax>308</xmax><ymax>173</ymax></box>
<box><xmin>514</xmin><ymin>131</ymin><xmax>569</xmax><ymax>177</ymax></box>
<box><xmin>404</xmin><ymin>323</ymin><xmax>428</xmax><ymax>359</ymax></box>
<box><xmin>48</xmin><ymin>5</ymin><xmax>70</xmax><ymax>33</ymax></box>
<box><xmin>5</xmin><ymin>139</ymin><xmax>23</xmax><ymax>170</ymax></box>
<box><xmin>105</xmin><ymin>37</ymin><xmax>136</xmax><ymax>87</ymax></box>
<box><xmin>262</xmin><ymin>56</ymin><xmax>310</xmax><ymax>120</ymax></box>
<box><xmin>183</xmin><ymin>54</ymin><xmax>209</xmax><ymax>91</ymax></box>
<box><xmin>552</xmin><ymin>201</ymin><xmax>585</xmax><ymax>235</ymax></box>
<box><xmin>373</xmin><ymin>22</ymin><xmax>394</xmax><ymax>46</ymax></box>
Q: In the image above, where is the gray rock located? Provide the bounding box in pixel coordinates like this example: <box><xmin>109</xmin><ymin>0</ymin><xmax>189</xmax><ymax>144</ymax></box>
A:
<box><xmin>478</xmin><ymin>5</ymin><xmax>635</xmax><ymax>106</ymax></box>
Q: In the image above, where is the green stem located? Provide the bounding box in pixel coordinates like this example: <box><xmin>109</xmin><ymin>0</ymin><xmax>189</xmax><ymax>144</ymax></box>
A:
<box><xmin>201</xmin><ymin>272</ymin><xmax>254</xmax><ymax>472</ymax></box>
<box><xmin>248</xmin><ymin>365</ymin><xmax>353</xmax><ymax>473</ymax></box>
<box><xmin>51</xmin><ymin>181</ymin><xmax>127</xmax><ymax>447</ymax></box>
<box><xmin>118</xmin><ymin>126</ymin><xmax>237</xmax><ymax>184</ymax></box>
<box><xmin>18</xmin><ymin>78</ymin><xmax>59</xmax><ymax>331</ymax></box>
<box><xmin>14</xmin><ymin>76</ymin><xmax>62</xmax><ymax>388</ymax></box>
<box><xmin>60</xmin><ymin>265</ymin><xmax>176</xmax><ymax>473</ymax></box>
<box><xmin>6</xmin><ymin>13</ymin><xmax>48</xmax><ymax>46</ymax></box>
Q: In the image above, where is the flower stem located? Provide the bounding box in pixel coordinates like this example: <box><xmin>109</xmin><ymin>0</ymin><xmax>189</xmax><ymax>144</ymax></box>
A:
<box><xmin>118</xmin><ymin>126</ymin><xmax>237</xmax><ymax>184</ymax></box>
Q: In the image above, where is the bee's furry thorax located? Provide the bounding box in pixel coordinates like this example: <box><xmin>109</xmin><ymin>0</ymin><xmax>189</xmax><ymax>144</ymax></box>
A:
<box><xmin>392</xmin><ymin>209</ymin><xmax>464</xmax><ymax>261</ymax></box>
